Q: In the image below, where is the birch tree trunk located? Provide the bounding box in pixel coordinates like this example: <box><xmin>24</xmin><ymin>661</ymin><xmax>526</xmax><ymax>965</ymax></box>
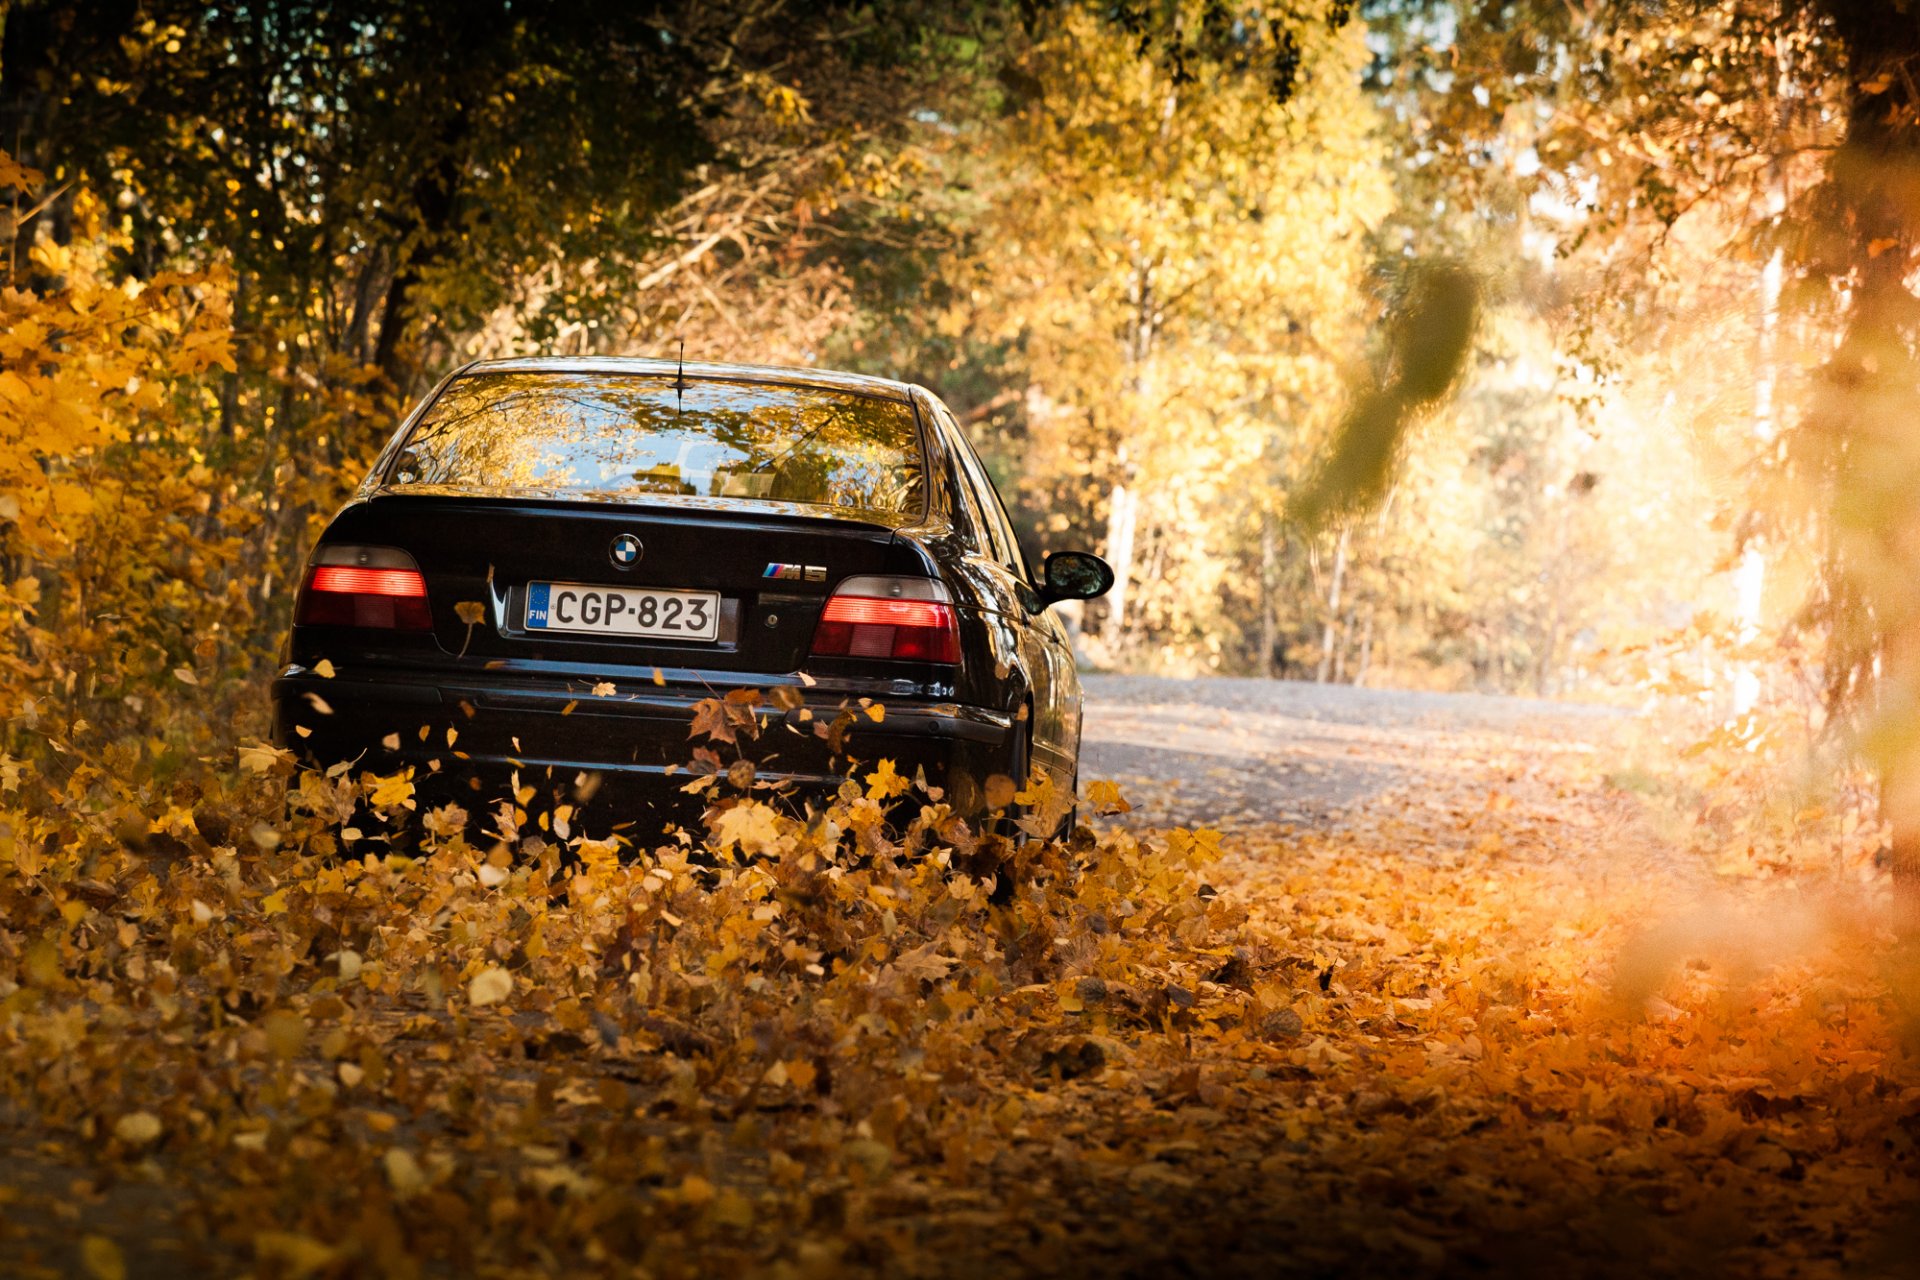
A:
<box><xmin>1101</xmin><ymin>470</ymin><xmax>1139</xmax><ymax>647</ymax></box>
<box><xmin>1259</xmin><ymin>515</ymin><xmax>1279</xmax><ymax>678</ymax></box>
<box><xmin>1316</xmin><ymin>526</ymin><xmax>1349</xmax><ymax>684</ymax></box>
<box><xmin>1099</xmin><ymin>85</ymin><xmax>1179</xmax><ymax>652</ymax></box>
<box><xmin>1355</xmin><ymin>608</ymin><xmax>1375</xmax><ymax>687</ymax></box>
<box><xmin>1733</xmin><ymin>35</ymin><xmax>1795</xmax><ymax>717</ymax></box>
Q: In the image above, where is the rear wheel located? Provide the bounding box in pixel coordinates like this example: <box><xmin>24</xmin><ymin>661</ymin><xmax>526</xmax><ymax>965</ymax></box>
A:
<box><xmin>1054</xmin><ymin>770</ymin><xmax>1080</xmax><ymax>842</ymax></box>
<box><xmin>978</xmin><ymin>725</ymin><xmax>1031</xmax><ymax>905</ymax></box>
<box><xmin>985</xmin><ymin>722</ymin><xmax>1033</xmax><ymax>844</ymax></box>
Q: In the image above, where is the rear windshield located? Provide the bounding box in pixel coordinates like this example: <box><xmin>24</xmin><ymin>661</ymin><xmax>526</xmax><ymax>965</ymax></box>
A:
<box><xmin>388</xmin><ymin>372</ymin><xmax>925</xmax><ymax>518</ymax></box>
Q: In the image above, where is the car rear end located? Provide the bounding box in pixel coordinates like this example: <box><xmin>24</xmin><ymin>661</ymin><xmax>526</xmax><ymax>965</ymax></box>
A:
<box><xmin>272</xmin><ymin>361</ymin><xmax>1011</xmax><ymax>837</ymax></box>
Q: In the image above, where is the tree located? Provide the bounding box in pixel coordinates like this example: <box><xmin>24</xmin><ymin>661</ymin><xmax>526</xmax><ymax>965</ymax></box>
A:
<box><xmin>0</xmin><ymin>0</ymin><xmax>951</xmax><ymax>692</ymax></box>
<box><xmin>2</xmin><ymin>1</ymin><xmax>719</xmax><ymax>390</ymax></box>
<box><xmin>1346</xmin><ymin>0</ymin><xmax>1920</xmax><ymax>871</ymax></box>
<box><xmin>926</xmin><ymin>1</ymin><xmax>1391</xmax><ymax>664</ymax></box>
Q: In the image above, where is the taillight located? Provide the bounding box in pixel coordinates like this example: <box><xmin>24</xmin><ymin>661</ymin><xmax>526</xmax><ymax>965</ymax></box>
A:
<box><xmin>295</xmin><ymin>545</ymin><xmax>432</xmax><ymax>631</ymax></box>
<box><xmin>811</xmin><ymin>575</ymin><xmax>960</xmax><ymax>664</ymax></box>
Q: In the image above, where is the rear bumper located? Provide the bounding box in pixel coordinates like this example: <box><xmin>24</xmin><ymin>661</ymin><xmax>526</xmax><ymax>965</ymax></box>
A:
<box><xmin>271</xmin><ymin>663</ymin><xmax>1013</xmax><ymax>825</ymax></box>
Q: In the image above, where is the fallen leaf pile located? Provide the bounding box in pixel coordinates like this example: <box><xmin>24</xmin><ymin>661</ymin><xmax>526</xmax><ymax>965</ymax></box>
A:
<box><xmin>1</xmin><ymin>715</ymin><xmax>1915</xmax><ymax>1278</ymax></box>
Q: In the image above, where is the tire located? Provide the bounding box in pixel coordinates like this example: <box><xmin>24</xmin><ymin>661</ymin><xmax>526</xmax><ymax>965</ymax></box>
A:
<box><xmin>1054</xmin><ymin>771</ymin><xmax>1080</xmax><ymax>842</ymax></box>
<box><xmin>987</xmin><ymin>722</ymin><xmax>1033</xmax><ymax>845</ymax></box>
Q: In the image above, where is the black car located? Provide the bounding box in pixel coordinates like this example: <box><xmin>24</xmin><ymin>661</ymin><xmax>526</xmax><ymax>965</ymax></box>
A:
<box><xmin>272</xmin><ymin>357</ymin><xmax>1113</xmax><ymax>839</ymax></box>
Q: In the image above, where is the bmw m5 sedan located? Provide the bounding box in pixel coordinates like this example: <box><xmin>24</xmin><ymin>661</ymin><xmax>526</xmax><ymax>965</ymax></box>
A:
<box><xmin>271</xmin><ymin>357</ymin><xmax>1113</xmax><ymax>837</ymax></box>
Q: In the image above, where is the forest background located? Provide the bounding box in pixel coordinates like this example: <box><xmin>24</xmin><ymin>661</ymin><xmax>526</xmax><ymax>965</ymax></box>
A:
<box><xmin>3</xmin><ymin>0</ymin><xmax>1843</xmax><ymax>722</ymax></box>
<box><xmin>5</xmin><ymin>0</ymin><xmax>1920</xmax><ymax>846</ymax></box>
<box><xmin>7</xmin><ymin>2</ymin><xmax>1920</xmax><ymax>1274</ymax></box>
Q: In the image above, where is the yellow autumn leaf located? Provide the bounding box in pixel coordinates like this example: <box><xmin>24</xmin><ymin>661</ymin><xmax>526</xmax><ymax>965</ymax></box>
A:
<box><xmin>384</xmin><ymin>1147</ymin><xmax>428</xmax><ymax>1199</ymax></box>
<box><xmin>263</xmin><ymin>1011</ymin><xmax>306</xmax><ymax>1060</ymax></box>
<box><xmin>79</xmin><ymin>1236</ymin><xmax>125</xmax><ymax>1280</ymax></box>
<box><xmin>0</xmin><ymin>150</ymin><xmax>44</xmax><ymax>190</ymax></box>
<box><xmin>865</xmin><ymin>758</ymin><xmax>909</xmax><ymax>800</ymax></box>
<box><xmin>1086</xmin><ymin>779</ymin><xmax>1131</xmax><ymax>814</ymax></box>
<box><xmin>468</xmin><ymin>966</ymin><xmax>513</xmax><ymax>1007</ymax></box>
<box><xmin>711</xmin><ymin>800</ymin><xmax>784</xmax><ymax>855</ymax></box>
<box><xmin>237</xmin><ymin>742</ymin><xmax>293</xmax><ymax>774</ymax></box>
<box><xmin>367</xmin><ymin>770</ymin><xmax>415</xmax><ymax>810</ymax></box>
<box><xmin>113</xmin><ymin>1112</ymin><xmax>163</xmax><ymax>1145</ymax></box>
<box><xmin>253</xmin><ymin>1232</ymin><xmax>338</xmax><ymax>1279</ymax></box>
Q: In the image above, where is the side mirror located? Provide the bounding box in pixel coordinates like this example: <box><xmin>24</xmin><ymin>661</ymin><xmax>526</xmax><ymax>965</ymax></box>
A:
<box><xmin>1037</xmin><ymin>551</ymin><xmax>1114</xmax><ymax>607</ymax></box>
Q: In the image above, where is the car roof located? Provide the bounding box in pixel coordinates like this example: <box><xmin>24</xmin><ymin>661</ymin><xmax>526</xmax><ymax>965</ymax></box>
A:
<box><xmin>458</xmin><ymin>356</ymin><xmax>918</xmax><ymax>404</ymax></box>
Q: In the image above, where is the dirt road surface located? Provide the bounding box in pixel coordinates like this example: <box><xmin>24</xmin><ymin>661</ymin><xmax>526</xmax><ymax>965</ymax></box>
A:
<box><xmin>1079</xmin><ymin>674</ymin><xmax>1626</xmax><ymax>830</ymax></box>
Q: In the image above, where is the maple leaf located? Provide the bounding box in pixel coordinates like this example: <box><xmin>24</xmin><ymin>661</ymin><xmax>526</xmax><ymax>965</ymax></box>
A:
<box><xmin>689</xmin><ymin>696</ymin><xmax>735</xmax><ymax>743</ymax></box>
<box><xmin>1087</xmin><ymin>779</ymin><xmax>1132</xmax><ymax>815</ymax></box>
<box><xmin>366</xmin><ymin>770</ymin><xmax>415</xmax><ymax>811</ymax></box>
<box><xmin>236</xmin><ymin>742</ymin><xmax>294</xmax><ymax>775</ymax></box>
<box><xmin>889</xmin><ymin>942</ymin><xmax>956</xmax><ymax>983</ymax></box>
<box><xmin>865</xmin><ymin>758</ymin><xmax>910</xmax><ymax>801</ymax></box>
<box><xmin>712</xmin><ymin>800</ymin><xmax>784</xmax><ymax>855</ymax></box>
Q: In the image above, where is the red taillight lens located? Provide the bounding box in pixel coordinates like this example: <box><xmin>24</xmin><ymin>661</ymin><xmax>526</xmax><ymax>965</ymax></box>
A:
<box><xmin>296</xmin><ymin>553</ymin><xmax>432</xmax><ymax>631</ymax></box>
<box><xmin>812</xmin><ymin>592</ymin><xmax>960</xmax><ymax>664</ymax></box>
<box><xmin>309</xmin><ymin>566</ymin><xmax>427</xmax><ymax>597</ymax></box>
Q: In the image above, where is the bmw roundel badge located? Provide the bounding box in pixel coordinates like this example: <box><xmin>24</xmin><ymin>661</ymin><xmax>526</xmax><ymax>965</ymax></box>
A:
<box><xmin>609</xmin><ymin>534</ymin><xmax>643</xmax><ymax>568</ymax></box>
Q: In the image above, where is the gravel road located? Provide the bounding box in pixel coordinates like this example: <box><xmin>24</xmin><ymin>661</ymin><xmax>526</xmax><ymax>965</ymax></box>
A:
<box><xmin>1079</xmin><ymin>674</ymin><xmax>1628</xmax><ymax>830</ymax></box>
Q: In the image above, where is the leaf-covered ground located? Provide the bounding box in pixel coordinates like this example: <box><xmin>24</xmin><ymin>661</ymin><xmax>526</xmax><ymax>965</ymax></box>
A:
<box><xmin>2</xmin><ymin>688</ymin><xmax>1914</xmax><ymax>1279</ymax></box>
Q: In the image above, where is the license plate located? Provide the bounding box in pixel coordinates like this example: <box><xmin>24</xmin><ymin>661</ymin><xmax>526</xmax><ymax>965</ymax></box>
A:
<box><xmin>525</xmin><ymin>582</ymin><xmax>720</xmax><ymax>641</ymax></box>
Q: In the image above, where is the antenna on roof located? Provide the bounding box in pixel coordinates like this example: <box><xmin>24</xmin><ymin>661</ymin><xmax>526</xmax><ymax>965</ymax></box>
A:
<box><xmin>672</xmin><ymin>338</ymin><xmax>690</xmax><ymax>398</ymax></box>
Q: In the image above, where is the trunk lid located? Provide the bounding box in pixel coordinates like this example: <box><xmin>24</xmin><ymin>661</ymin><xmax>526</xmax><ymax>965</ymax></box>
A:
<box><xmin>320</xmin><ymin>493</ymin><xmax>903</xmax><ymax>675</ymax></box>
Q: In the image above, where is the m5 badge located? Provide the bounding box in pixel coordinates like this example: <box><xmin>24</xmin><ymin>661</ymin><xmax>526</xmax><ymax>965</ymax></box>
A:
<box><xmin>763</xmin><ymin>563</ymin><xmax>827</xmax><ymax>582</ymax></box>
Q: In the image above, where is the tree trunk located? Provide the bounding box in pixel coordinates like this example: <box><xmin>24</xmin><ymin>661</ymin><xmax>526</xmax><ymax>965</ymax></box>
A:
<box><xmin>1817</xmin><ymin>1</ymin><xmax>1920</xmax><ymax>899</ymax></box>
<box><xmin>344</xmin><ymin>246</ymin><xmax>389</xmax><ymax>369</ymax></box>
<box><xmin>371</xmin><ymin>262</ymin><xmax>422</xmax><ymax>393</ymax></box>
<box><xmin>1101</xmin><ymin>86</ymin><xmax>1174</xmax><ymax>652</ymax></box>
<box><xmin>1354</xmin><ymin>608</ymin><xmax>1375</xmax><ymax>687</ymax></box>
<box><xmin>1733</xmin><ymin>33</ymin><xmax>1797</xmax><ymax>718</ymax></box>
<box><xmin>1316</xmin><ymin>527</ymin><xmax>1349</xmax><ymax>684</ymax></box>
<box><xmin>1101</xmin><ymin>476</ymin><xmax>1138</xmax><ymax>648</ymax></box>
<box><xmin>1103</xmin><ymin>242</ymin><xmax>1159</xmax><ymax>650</ymax></box>
<box><xmin>1259</xmin><ymin>515</ymin><xmax>1278</xmax><ymax>678</ymax></box>
<box><xmin>372</xmin><ymin>118</ymin><xmax>468</xmax><ymax>393</ymax></box>
<box><xmin>218</xmin><ymin>270</ymin><xmax>248</xmax><ymax>441</ymax></box>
